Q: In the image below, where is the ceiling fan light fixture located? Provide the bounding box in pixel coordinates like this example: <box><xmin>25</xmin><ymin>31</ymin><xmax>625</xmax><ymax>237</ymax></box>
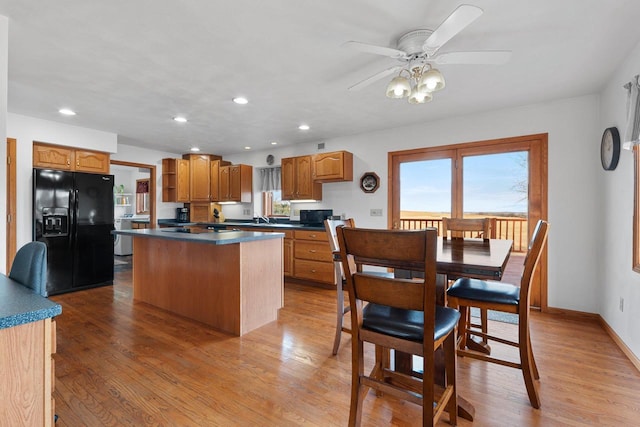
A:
<box><xmin>385</xmin><ymin>76</ymin><xmax>411</xmax><ymax>98</ymax></box>
<box><xmin>418</xmin><ymin>68</ymin><xmax>446</xmax><ymax>93</ymax></box>
<box><xmin>408</xmin><ymin>88</ymin><xmax>433</xmax><ymax>104</ymax></box>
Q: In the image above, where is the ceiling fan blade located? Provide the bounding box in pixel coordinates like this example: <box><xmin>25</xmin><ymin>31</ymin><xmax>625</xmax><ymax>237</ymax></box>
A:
<box><xmin>348</xmin><ymin>65</ymin><xmax>403</xmax><ymax>91</ymax></box>
<box><xmin>343</xmin><ymin>41</ymin><xmax>407</xmax><ymax>59</ymax></box>
<box><xmin>434</xmin><ymin>50</ymin><xmax>512</xmax><ymax>65</ymax></box>
<box><xmin>422</xmin><ymin>4</ymin><xmax>483</xmax><ymax>56</ymax></box>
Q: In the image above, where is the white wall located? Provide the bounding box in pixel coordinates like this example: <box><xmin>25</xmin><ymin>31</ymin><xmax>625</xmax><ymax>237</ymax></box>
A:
<box><xmin>0</xmin><ymin>16</ymin><xmax>7</xmax><ymax>273</ymax></box>
<box><xmin>599</xmin><ymin>38</ymin><xmax>640</xmax><ymax>359</ymax></box>
<box><xmin>230</xmin><ymin>95</ymin><xmax>602</xmax><ymax>316</ymax></box>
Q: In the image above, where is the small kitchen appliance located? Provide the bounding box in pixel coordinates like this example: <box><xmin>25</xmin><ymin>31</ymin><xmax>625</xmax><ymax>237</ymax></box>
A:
<box><xmin>300</xmin><ymin>209</ymin><xmax>333</xmax><ymax>226</ymax></box>
<box><xmin>176</xmin><ymin>207</ymin><xmax>190</xmax><ymax>222</ymax></box>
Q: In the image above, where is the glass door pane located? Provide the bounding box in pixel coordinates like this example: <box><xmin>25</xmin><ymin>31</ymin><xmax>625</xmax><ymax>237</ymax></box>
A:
<box><xmin>462</xmin><ymin>151</ymin><xmax>529</xmax><ymax>249</ymax></box>
<box><xmin>400</xmin><ymin>158</ymin><xmax>452</xmax><ymax>233</ymax></box>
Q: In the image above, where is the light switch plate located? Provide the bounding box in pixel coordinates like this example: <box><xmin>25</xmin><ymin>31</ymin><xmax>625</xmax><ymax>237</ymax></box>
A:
<box><xmin>370</xmin><ymin>209</ymin><xmax>383</xmax><ymax>216</ymax></box>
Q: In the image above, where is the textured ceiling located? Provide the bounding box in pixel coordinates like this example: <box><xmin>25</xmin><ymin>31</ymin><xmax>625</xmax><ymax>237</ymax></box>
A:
<box><xmin>1</xmin><ymin>0</ymin><xmax>640</xmax><ymax>156</ymax></box>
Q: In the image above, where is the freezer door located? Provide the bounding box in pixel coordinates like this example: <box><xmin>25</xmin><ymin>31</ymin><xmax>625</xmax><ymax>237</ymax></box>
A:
<box><xmin>74</xmin><ymin>172</ymin><xmax>114</xmax><ymax>226</ymax></box>
<box><xmin>74</xmin><ymin>224</ymin><xmax>114</xmax><ymax>289</ymax></box>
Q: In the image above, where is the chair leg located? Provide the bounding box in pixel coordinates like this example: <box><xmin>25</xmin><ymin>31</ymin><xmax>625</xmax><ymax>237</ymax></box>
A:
<box><xmin>349</xmin><ymin>339</ymin><xmax>366</xmax><ymax>426</ymax></box>
<box><xmin>480</xmin><ymin>308</ymin><xmax>488</xmax><ymax>344</ymax></box>
<box><xmin>333</xmin><ymin>278</ymin><xmax>346</xmax><ymax>355</ymax></box>
<box><xmin>444</xmin><ymin>332</ymin><xmax>458</xmax><ymax>426</ymax></box>
<box><xmin>456</xmin><ymin>305</ymin><xmax>469</xmax><ymax>351</ymax></box>
<box><xmin>529</xmin><ymin>334</ymin><xmax>539</xmax><ymax>380</ymax></box>
<box><xmin>519</xmin><ymin>321</ymin><xmax>540</xmax><ymax>409</ymax></box>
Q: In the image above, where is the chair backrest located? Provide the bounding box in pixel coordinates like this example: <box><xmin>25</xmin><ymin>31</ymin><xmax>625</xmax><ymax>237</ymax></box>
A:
<box><xmin>9</xmin><ymin>241</ymin><xmax>48</xmax><ymax>297</ymax></box>
<box><xmin>336</xmin><ymin>226</ymin><xmax>438</xmax><ymax>323</ymax></box>
<box><xmin>442</xmin><ymin>217</ymin><xmax>493</xmax><ymax>239</ymax></box>
<box><xmin>519</xmin><ymin>220</ymin><xmax>549</xmax><ymax>307</ymax></box>
<box><xmin>324</xmin><ymin>218</ymin><xmax>355</xmax><ymax>253</ymax></box>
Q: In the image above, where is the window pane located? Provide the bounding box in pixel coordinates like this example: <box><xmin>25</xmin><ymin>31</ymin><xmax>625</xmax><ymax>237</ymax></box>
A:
<box><xmin>271</xmin><ymin>190</ymin><xmax>291</xmax><ymax>216</ymax></box>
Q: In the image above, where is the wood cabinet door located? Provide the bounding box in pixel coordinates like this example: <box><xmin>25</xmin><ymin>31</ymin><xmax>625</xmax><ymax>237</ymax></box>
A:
<box><xmin>189</xmin><ymin>203</ymin><xmax>211</xmax><ymax>222</ymax></box>
<box><xmin>295</xmin><ymin>156</ymin><xmax>315</xmax><ymax>199</ymax></box>
<box><xmin>176</xmin><ymin>159</ymin><xmax>190</xmax><ymax>202</ymax></box>
<box><xmin>313</xmin><ymin>151</ymin><xmax>353</xmax><ymax>182</ymax></box>
<box><xmin>188</xmin><ymin>155</ymin><xmax>211</xmax><ymax>201</ymax></box>
<box><xmin>33</xmin><ymin>143</ymin><xmax>73</xmax><ymax>170</ymax></box>
<box><xmin>284</xmin><ymin>238</ymin><xmax>293</xmax><ymax>276</ymax></box>
<box><xmin>229</xmin><ymin>165</ymin><xmax>241</xmax><ymax>201</ymax></box>
<box><xmin>75</xmin><ymin>150</ymin><xmax>110</xmax><ymax>173</ymax></box>
<box><xmin>210</xmin><ymin>160</ymin><xmax>221</xmax><ymax>201</ymax></box>
<box><xmin>219</xmin><ymin>165</ymin><xmax>231</xmax><ymax>201</ymax></box>
<box><xmin>281</xmin><ymin>157</ymin><xmax>295</xmax><ymax>200</ymax></box>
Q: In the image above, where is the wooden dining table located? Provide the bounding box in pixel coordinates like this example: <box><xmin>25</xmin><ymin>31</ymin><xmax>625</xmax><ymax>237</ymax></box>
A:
<box><xmin>394</xmin><ymin>236</ymin><xmax>514</xmax><ymax>421</ymax></box>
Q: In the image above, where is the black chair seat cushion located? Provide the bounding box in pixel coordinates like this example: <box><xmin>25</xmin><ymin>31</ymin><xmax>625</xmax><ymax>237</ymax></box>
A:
<box><xmin>362</xmin><ymin>303</ymin><xmax>460</xmax><ymax>343</ymax></box>
<box><xmin>447</xmin><ymin>277</ymin><xmax>520</xmax><ymax>306</ymax></box>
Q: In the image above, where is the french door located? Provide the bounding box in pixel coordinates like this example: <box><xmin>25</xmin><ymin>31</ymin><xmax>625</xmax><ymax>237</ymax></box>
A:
<box><xmin>388</xmin><ymin>134</ymin><xmax>548</xmax><ymax>309</ymax></box>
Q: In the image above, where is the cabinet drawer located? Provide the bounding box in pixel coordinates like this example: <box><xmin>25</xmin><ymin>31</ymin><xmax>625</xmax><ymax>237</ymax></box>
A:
<box><xmin>294</xmin><ymin>259</ymin><xmax>335</xmax><ymax>283</ymax></box>
<box><xmin>294</xmin><ymin>230</ymin><xmax>328</xmax><ymax>242</ymax></box>
<box><xmin>294</xmin><ymin>241</ymin><xmax>332</xmax><ymax>262</ymax></box>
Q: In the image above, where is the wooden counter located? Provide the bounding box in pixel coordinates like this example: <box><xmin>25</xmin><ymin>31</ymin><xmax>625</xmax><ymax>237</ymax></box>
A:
<box><xmin>113</xmin><ymin>228</ymin><xmax>284</xmax><ymax>336</ymax></box>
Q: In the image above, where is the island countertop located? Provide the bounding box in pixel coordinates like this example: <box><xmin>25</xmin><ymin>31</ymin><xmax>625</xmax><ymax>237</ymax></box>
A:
<box><xmin>113</xmin><ymin>227</ymin><xmax>284</xmax><ymax>245</ymax></box>
<box><xmin>0</xmin><ymin>274</ymin><xmax>62</xmax><ymax>330</ymax></box>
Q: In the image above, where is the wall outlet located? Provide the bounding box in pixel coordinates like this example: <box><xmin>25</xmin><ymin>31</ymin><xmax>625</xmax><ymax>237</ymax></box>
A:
<box><xmin>620</xmin><ymin>297</ymin><xmax>624</xmax><ymax>312</ymax></box>
<box><xmin>370</xmin><ymin>208</ymin><xmax>383</xmax><ymax>217</ymax></box>
<box><xmin>293</xmin><ymin>209</ymin><xmax>300</xmax><ymax>216</ymax></box>
<box><xmin>317</xmin><ymin>142</ymin><xmax>325</xmax><ymax>150</ymax></box>
<box><xmin>243</xmin><ymin>209</ymin><xmax>251</xmax><ymax>216</ymax></box>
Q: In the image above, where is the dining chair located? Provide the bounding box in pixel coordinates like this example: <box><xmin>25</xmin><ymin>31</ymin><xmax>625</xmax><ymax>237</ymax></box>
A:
<box><xmin>337</xmin><ymin>226</ymin><xmax>459</xmax><ymax>426</ymax></box>
<box><xmin>441</xmin><ymin>217</ymin><xmax>494</xmax><ymax>348</ymax></box>
<box><xmin>446</xmin><ymin>219</ymin><xmax>549</xmax><ymax>408</ymax></box>
<box><xmin>442</xmin><ymin>217</ymin><xmax>493</xmax><ymax>239</ymax></box>
<box><xmin>9</xmin><ymin>241</ymin><xmax>48</xmax><ymax>297</ymax></box>
<box><xmin>324</xmin><ymin>218</ymin><xmax>394</xmax><ymax>355</ymax></box>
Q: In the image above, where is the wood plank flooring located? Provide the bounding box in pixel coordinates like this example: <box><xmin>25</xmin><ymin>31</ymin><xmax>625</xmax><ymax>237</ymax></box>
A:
<box><xmin>49</xmin><ymin>266</ymin><xmax>640</xmax><ymax>426</ymax></box>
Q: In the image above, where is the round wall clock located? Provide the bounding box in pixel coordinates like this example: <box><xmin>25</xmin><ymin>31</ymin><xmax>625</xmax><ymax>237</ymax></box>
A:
<box><xmin>601</xmin><ymin>126</ymin><xmax>620</xmax><ymax>171</ymax></box>
<box><xmin>360</xmin><ymin>172</ymin><xmax>380</xmax><ymax>193</ymax></box>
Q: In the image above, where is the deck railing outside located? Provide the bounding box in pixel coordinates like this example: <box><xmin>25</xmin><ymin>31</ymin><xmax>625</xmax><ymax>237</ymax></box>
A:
<box><xmin>399</xmin><ymin>217</ymin><xmax>528</xmax><ymax>252</ymax></box>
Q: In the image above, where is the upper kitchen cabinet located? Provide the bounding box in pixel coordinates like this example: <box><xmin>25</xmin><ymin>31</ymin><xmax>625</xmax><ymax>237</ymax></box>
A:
<box><xmin>219</xmin><ymin>164</ymin><xmax>253</xmax><ymax>203</ymax></box>
<box><xmin>184</xmin><ymin>154</ymin><xmax>220</xmax><ymax>202</ymax></box>
<box><xmin>281</xmin><ymin>156</ymin><xmax>322</xmax><ymax>201</ymax></box>
<box><xmin>162</xmin><ymin>158</ymin><xmax>190</xmax><ymax>202</ymax></box>
<box><xmin>33</xmin><ymin>141</ymin><xmax>110</xmax><ymax>174</ymax></box>
<box><xmin>210</xmin><ymin>159</ymin><xmax>231</xmax><ymax>202</ymax></box>
<box><xmin>312</xmin><ymin>151</ymin><xmax>353</xmax><ymax>182</ymax></box>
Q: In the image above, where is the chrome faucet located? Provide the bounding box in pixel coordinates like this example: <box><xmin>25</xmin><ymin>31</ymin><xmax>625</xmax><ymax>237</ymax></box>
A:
<box><xmin>256</xmin><ymin>215</ymin><xmax>270</xmax><ymax>224</ymax></box>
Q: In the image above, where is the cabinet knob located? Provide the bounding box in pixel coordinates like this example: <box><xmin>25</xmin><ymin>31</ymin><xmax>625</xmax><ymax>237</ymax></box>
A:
<box><xmin>309</xmin><ymin>249</ymin><xmax>316</xmax><ymax>253</ymax></box>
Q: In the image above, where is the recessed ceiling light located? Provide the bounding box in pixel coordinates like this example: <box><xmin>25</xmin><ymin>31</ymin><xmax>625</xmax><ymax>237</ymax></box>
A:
<box><xmin>173</xmin><ymin>116</ymin><xmax>188</xmax><ymax>123</ymax></box>
<box><xmin>298</xmin><ymin>124</ymin><xmax>310</xmax><ymax>130</ymax></box>
<box><xmin>244</xmin><ymin>146</ymin><xmax>251</xmax><ymax>150</ymax></box>
<box><xmin>59</xmin><ymin>108</ymin><xmax>76</xmax><ymax>116</ymax></box>
<box><xmin>233</xmin><ymin>97</ymin><xmax>249</xmax><ymax>105</ymax></box>
<box><xmin>271</xmin><ymin>141</ymin><xmax>278</xmax><ymax>145</ymax></box>
<box><xmin>190</xmin><ymin>147</ymin><xmax>200</xmax><ymax>152</ymax></box>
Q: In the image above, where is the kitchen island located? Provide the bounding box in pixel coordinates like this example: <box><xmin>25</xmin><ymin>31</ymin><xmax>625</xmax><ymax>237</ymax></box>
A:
<box><xmin>112</xmin><ymin>228</ymin><xmax>284</xmax><ymax>336</ymax></box>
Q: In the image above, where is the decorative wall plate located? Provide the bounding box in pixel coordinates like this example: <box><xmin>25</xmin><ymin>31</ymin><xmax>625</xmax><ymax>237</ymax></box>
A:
<box><xmin>360</xmin><ymin>172</ymin><xmax>380</xmax><ymax>193</ymax></box>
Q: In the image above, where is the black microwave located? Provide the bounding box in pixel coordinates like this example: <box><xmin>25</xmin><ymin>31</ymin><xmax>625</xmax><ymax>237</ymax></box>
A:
<box><xmin>300</xmin><ymin>209</ymin><xmax>333</xmax><ymax>226</ymax></box>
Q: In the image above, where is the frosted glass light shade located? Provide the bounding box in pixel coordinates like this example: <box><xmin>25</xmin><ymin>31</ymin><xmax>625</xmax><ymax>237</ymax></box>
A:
<box><xmin>418</xmin><ymin>68</ymin><xmax>446</xmax><ymax>92</ymax></box>
<box><xmin>408</xmin><ymin>88</ymin><xmax>433</xmax><ymax>104</ymax></box>
<box><xmin>385</xmin><ymin>76</ymin><xmax>411</xmax><ymax>98</ymax></box>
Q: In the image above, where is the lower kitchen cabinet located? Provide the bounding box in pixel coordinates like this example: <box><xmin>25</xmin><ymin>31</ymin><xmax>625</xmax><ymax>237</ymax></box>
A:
<box><xmin>292</xmin><ymin>230</ymin><xmax>334</xmax><ymax>285</ymax></box>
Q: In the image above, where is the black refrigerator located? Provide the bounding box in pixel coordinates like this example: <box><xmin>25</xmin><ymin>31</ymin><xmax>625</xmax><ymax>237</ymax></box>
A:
<box><xmin>33</xmin><ymin>168</ymin><xmax>115</xmax><ymax>295</ymax></box>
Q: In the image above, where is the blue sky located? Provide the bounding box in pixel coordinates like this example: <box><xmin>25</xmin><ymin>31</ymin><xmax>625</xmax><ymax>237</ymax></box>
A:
<box><xmin>400</xmin><ymin>152</ymin><xmax>528</xmax><ymax>213</ymax></box>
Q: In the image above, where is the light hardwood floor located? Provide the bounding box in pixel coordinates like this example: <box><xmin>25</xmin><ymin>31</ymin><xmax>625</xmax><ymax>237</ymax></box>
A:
<box><xmin>49</xmin><ymin>265</ymin><xmax>640</xmax><ymax>426</ymax></box>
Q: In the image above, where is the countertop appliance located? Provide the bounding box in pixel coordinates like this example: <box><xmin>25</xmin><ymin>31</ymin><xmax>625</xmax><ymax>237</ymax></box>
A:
<box><xmin>176</xmin><ymin>207</ymin><xmax>190</xmax><ymax>222</ymax></box>
<box><xmin>300</xmin><ymin>209</ymin><xmax>333</xmax><ymax>226</ymax></box>
<box><xmin>33</xmin><ymin>169</ymin><xmax>115</xmax><ymax>295</ymax></box>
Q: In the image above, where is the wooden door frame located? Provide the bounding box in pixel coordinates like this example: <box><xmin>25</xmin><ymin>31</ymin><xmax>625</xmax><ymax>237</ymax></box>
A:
<box><xmin>6</xmin><ymin>138</ymin><xmax>16</xmax><ymax>272</ymax></box>
<box><xmin>110</xmin><ymin>160</ymin><xmax>156</xmax><ymax>228</ymax></box>
<box><xmin>388</xmin><ymin>133</ymin><xmax>549</xmax><ymax>310</ymax></box>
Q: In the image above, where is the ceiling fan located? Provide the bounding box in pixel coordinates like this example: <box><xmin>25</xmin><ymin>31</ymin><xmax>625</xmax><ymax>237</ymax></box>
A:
<box><xmin>344</xmin><ymin>4</ymin><xmax>511</xmax><ymax>103</ymax></box>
